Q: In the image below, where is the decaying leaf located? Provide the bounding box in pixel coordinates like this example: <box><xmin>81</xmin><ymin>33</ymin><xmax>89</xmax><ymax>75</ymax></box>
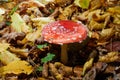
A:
<box><xmin>42</xmin><ymin>63</ymin><xmax>48</xmax><ymax>78</ymax></box>
<box><xmin>25</xmin><ymin>27</ymin><xmax>42</xmax><ymax>42</ymax></box>
<box><xmin>98</xmin><ymin>28</ymin><xmax>115</xmax><ymax>45</ymax></box>
<box><xmin>55</xmin><ymin>0</ymin><xmax>72</xmax><ymax>7</ymax></box>
<box><xmin>88</xmin><ymin>10</ymin><xmax>110</xmax><ymax>30</ymax></box>
<box><xmin>11</xmin><ymin>12</ymin><xmax>32</xmax><ymax>33</ymax></box>
<box><xmin>0</xmin><ymin>50</ymin><xmax>20</xmax><ymax>65</ymax></box>
<box><xmin>89</xmin><ymin>19</ymin><xmax>104</xmax><ymax>30</ymax></box>
<box><xmin>9</xmin><ymin>46</ymin><xmax>29</xmax><ymax>57</ymax></box>
<box><xmin>83</xmin><ymin>62</ymin><xmax>108</xmax><ymax>80</ymax></box>
<box><xmin>0</xmin><ymin>60</ymin><xmax>33</xmax><ymax>75</ymax></box>
<box><xmin>89</xmin><ymin>0</ymin><xmax>102</xmax><ymax>10</ymax></box>
<box><xmin>58</xmin><ymin>5</ymin><xmax>77</xmax><ymax>20</ymax></box>
<box><xmin>0</xmin><ymin>0</ymin><xmax>120</xmax><ymax>79</ymax></box>
<box><xmin>82</xmin><ymin>58</ymin><xmax>94</xmax><ymax>75</ymax></box>
<box><xmin>99</xmin><ymin>52</ymin><xmax>119</xmax><ymax>63</ymax></box>
<box><xmin>0</xmin><ymin>42</ymin><xmax>9</xmax><ymax>51</ymax></box>
<box><xmin>107</xmin><ymin>6</ymin><xmax>120</xmax><ymax>24</ymax></box>
<box><xmin>2</xmin><ymin>32</ymin><xmax>25</xmax><ymax>42</ymax></box>
<box><xmin>0</xmin><ymin>43</ymin><xmax>20</xmax><ymax>65</ymax></box>
<box><xmin>54</xmin><ymin>62</ymin><xmax>73</xmax><ymax>76</ymax></box>
<box><xmin>31</xmin><ymin>17</ymin><xmax>55</xmax><ymax>27</ymax></box>
<box><xmin>107</xmin><ymin>6</ymin><xmax>120</xmax><ymax>14</ymax></box>
<box><xmin>105</xmin><ymin>41</ymin><xmax>120</xmax><ymax>51</ymax></box>
<box><xmin>49</xmin><ymin>63</ymin><xmax>63</xmax><ymax>80</ymax></box>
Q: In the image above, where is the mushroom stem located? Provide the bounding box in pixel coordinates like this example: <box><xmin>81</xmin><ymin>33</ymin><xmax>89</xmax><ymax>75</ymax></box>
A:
<box><xmin>61</xmin><ymin>44</ymin><xmax>68</xmax><ymax>64</ymax></box>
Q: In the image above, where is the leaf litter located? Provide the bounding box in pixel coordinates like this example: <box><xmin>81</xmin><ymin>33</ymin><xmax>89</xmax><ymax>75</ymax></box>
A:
<box><xmin>0</xmin><ymin>0</ymin><xmax>120</xmax><ymax>80</ymax></box>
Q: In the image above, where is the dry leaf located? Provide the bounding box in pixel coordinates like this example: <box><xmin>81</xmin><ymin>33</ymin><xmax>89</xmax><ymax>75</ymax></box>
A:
<box><xmin>31</xmin><ymin>17</ymin><xmax>55</xmax><ymax>27</ymax></box>
<box><xmin>0</xmin><ymin>60</ymin><xmax>33</xmax><ymax>75</ymax></box>
<box><xmin>26</xmin><ymin>27</ymin><xmax>42</xmax><ymax>42</ymax></box>
<box><xmin>82</xmin><ymin>58</ymin><xmax>94</xmax><ymax>75</ymax></box>
<box><xmin>89</xmin><ymin>19</ymin><xmax>104</xmax><ymax>30</ymax></box>
<box><xmin>0</xmin><ymin>43</ymin><xmax>20</xmax><ymax>65</ymax></box>
<box><xmin>99</xmin><ymin>52</ymin><xmax>119</xmax><ymax>63</ymax></box>
<box><xmin>98</xmin><ymin>28</ymin><xmax>115</xmax><ymax>44</ymax></box>
<box><xmin>107</xmin><ymin>6</ymin><xmax>120</xmax><ymax>24</ymax></box>
<box><xmin>0</xmin><ymin>42</ymin><xmax>9</xmax><ymax>51</ymax></box>
<box><xmin>11</xmin><ymin>12</ymin><xmax>32</xmax><ymax>33</ymax></box>
<box><xmin>74</xmin><ymin>0</ymin><xmax>90</xmax><ymax>9</ymax></box>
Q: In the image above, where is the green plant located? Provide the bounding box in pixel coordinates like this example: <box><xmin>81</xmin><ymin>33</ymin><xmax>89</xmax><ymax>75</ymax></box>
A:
<box><xmin>37</xmin><ymin>43</ymin><xmax>48</xmax><ymax>49</ymax></box>
<box><xmin>37</xmin><ymin>53</ymin><xmax>55</xmax><ymax>72</ymax></box>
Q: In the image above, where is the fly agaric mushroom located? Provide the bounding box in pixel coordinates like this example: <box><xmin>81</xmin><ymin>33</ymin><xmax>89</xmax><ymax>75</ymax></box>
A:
<box><xmin>42</xmin><ymin>20</ymin><xmax>87</xmax><ymax>64</ymax></box>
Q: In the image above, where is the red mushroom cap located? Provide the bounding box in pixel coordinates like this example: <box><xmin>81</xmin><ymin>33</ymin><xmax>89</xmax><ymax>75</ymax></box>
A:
<box><xmin>42</xmin><ymin>20</ymin><xmax>87</xmax><ymax>44</ymax></box>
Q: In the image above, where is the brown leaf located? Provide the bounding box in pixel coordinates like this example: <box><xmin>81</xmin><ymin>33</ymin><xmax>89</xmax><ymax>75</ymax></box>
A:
<box><xmin>105</xmin><ymin>41</ymin><xmax>120</xmax><ymax>51</ymax></box>
<box><xmin>99</xmin><ymin>52</ymin><xmax>119</xmax><ymax>63</ymax></box>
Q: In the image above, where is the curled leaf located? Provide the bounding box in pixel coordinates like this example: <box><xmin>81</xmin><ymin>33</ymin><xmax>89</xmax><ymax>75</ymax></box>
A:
<box><xmin>0</xmin><ymin>50</ymin><xmax>20</xmax><ymax>65</ymax></box>
<box><xmin>0</xmin><ymin>60</ymin><xmax>33</xmax><ymax>75</ymax></box>
<box><xmin>0</xmin><ymin>43</ymin><xmax>10</xmax><ymax>51</ymax></box>
<box><xmin>82</xmin><ymin>58</ymin><xmax>94</xmax><ymax>75</ymax></box>
<box><xmin>31</xmin><ymin>17</ymin><xmax>55</xmax><ymax>27</ymax></box>
<box><xmin>88</xmin><ymin>19</ymin><xmax>104</xmax><ymax>30</ymax></box>
<box><xmin>9</xmin><ymin>46</ymin><xmax>29</xmax><ymax>57</ymax></box>
<box><xmin>11</xmin><ymin>12</ymin><xmax>32</xmax><ymax>33</ymax></box>
<box><xmin>98</xmin><ymin>28</ymin><xmax>115</xmax><ymax>44</ymax></box>
<box><xmin>107</xmin><ymin>6</ymin><xmax>120</xmax><ymax>24</ymax></box>
<box><xmin>25</xmin><ymin>27</ymin><xmax>42</xmax><ymax>42</ymax></box>
<box><xmin>0</xmin><ymin>43</ymin><xmax>20</xmax><ymax>65</ymax></box>
<box><xmin>89</xmin><ymin>0</ymin><xmax>102</xmax><ymax>10</ymax></box>
<box><xmin>74</xmin><ymin>0</ymin><xmax>90</xmax><ymax>9</ymax></box>
<box><xmin>105</xmin><ymin>41</ymin><xmax>120</xmax><ymax>51</ymax></box>
<box><xmin>107</xmin><ymin>6</ymin><xmax>120</xmax><ymax>14</ymax></box>
<box><xmin>99</xmin><ymin>52</ymin><xmax>119</xmax><ymax>63</ymax></box>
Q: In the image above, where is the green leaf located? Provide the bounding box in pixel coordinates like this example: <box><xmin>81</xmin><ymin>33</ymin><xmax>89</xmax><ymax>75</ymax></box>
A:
<box><xmin>49</xmin><ymin>9</ymin><xmax>54</xmax><ymax>13</ymax></box>
<box><xmin>5</xmin><ymin>21</ymin><xmax>11</xmax><ymax>26</ymax></box>
<box><xmin>74</xmin><ymin>0</ymin><xmax>90</xmax><ymax>9</ymax></box>
<box><xmin>9</xmin><ymin>5</ymin><xmax>18</xmax><ymax>15</ymax></box>
<box><xmin>37</xmin><ymin>43</ymin><xmax>48</xmax><ymax>49</ymax></box>
<box><xmin>41</xmin><ymin>53</ymin><xmax>55</xmax><ymax>63</ymax></box>
<box><xmin>37</xmin><ymin>66</ymin><xmax>43</xmax><ymax>72</ymax></box>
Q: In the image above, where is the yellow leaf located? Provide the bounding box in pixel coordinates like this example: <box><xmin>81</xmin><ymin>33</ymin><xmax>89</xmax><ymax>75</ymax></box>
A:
<box><xmin>0</xmin><ymin>50</ymin><xmax>20</xmax><ymax>65</ymax></box>
<box><xmin>82</xmin><ymin>58</ymin><xmax>94</xmax><ymax>75</ymax></box>
<box><xmin>0</xmin><ymin>43</ymin><xmax>20</xmax><ymax>65</ymax></box>
<box><xmin>107</xmin><ymin>6</ymin><xmax>120</xmax><ymax>14</ymax></box>
<box><xmin>11</xmin><ymin>12</ymin><xmax>32</xmax><ymax>33</ymax></box>
<box><xmin>26</xmin><ymin>27</ymin><xmax>42</xmax><ymax>42</ymax></box>
<box><xmin>99</xmin><ymin>52</ymin><xmax>119</xmax><ymax>63</ymax></box>
<box><xmin>0</xmin><ymin>60</ymin><xmax>33</xmax><ymax>75</ymax></box>
<box><xmin>0</xmin><ymin>43</ymin><xmax>10</xmax><ymax>52</ymax></box>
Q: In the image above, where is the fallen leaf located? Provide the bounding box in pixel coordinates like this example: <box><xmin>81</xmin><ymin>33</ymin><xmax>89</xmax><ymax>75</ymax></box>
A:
<box><xmin>99</xmin><ymin>52</ymin><xmax>119</xmax><ymax>63</ymax></box>
<box><xmin>0</xmin><ymin>43</ymin><xmax>20</xmax><ymax>65</ymax></box>
<box><xmin>0</xmin><ymin>60</ymin><xmax>33</xmax><ymax>75</ymax></box>
<box><xmin>74</xmin><ymin>0</ymin><xmax>90</xmax><ymax>9</ymax></box>
<box><xmin>82</xmin><ymin>58</ymin><xmax>94</xmax><ymax>75</ymax></box>
<box><xmin>11</xmin><ymin>12</ymin><xmax>32</xmax><ymax>33</ymax></box>
<box><xmin>98</xmin><ymin>28</ymin><xmax>115</xmax><ymax>45</ymax></box>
